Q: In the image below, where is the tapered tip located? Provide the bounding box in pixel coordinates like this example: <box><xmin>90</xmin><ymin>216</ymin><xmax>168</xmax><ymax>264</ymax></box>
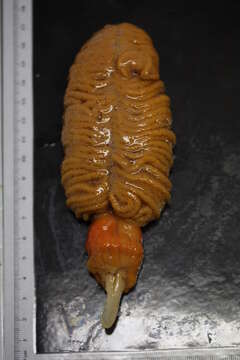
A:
<box><xmin>101</xmin><ymin>272</ymin><xmax>125</xmax><ymax>329</ymax></box>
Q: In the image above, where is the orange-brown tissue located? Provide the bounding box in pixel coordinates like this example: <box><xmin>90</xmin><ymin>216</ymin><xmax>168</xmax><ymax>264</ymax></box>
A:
<box><xmin>61</xmin><ymin>23</ymin><xmax>176</xmax><ymax>227</ymax></box>
<box><xmin>86</xmin><ymin>213</ymin><xmax>143</xmax><ymax>292</ymax></box>
<box><xmin>86</xmin><ymin>213</ymin><xmax>143</xmax><ymax>328</ymax></box>
<box><xmin>61</xmin><ymin>22</ymin><xmax>176</xmax><ymax>329</ymax></box>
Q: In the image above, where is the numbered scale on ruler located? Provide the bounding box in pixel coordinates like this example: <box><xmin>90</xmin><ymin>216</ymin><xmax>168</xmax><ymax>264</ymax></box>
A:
<box><xmin>14</xmin><ymin>0</ymin><xmax>34</xmax><ymax>358</ymax></box>
<box><xmin>3</xmin><ymin>0</ymin><xmax>34</xmax><ymax>359</ymax></box>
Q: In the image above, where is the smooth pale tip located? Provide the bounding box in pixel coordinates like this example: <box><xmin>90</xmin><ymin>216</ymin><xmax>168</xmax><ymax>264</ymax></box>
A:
<box><xmin>101</xmin><ymin>272</ymin><xmax>125</xmax><ymax>329</ymax></box>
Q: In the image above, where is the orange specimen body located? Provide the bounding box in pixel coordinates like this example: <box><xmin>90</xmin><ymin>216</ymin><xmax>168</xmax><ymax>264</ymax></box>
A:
<box><xmin>86</xmin><ymin>213</ymin><xmax>143</xmax><ymax>293</ymax></box>
<box><xmin>61</xmin><ymin>23</ymin><xmax>175</xmax><ymax>327</ymax></box>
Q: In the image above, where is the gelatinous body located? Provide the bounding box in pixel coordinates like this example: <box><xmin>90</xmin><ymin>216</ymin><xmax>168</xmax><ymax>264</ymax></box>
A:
<box><xmin>61</xmin><ymin>23</ymin><xmax>176</xmax><ymax>328</ymax></box>
<box><xmin>61</xmin><ymin>23</ymin><xmax>176</xmax><ymax>227</ymax></box>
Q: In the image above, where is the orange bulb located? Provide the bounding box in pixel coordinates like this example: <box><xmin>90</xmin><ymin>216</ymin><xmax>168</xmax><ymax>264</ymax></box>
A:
<box><xmin>86</xmin><ymin>213</ymin><xmax>143</xmax><ymax>292</ymax></box>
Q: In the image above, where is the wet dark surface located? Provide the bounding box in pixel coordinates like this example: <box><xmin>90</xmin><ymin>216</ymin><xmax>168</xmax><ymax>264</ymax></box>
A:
<box><xmin>34</xmin><ymin>0</ymin><xmax>240</xmax><ymax>353</ymax></box>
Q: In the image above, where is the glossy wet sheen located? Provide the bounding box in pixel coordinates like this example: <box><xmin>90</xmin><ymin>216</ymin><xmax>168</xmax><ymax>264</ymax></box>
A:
<box><xmin>61</xmin><ymin>23</ymin><xmax>175</xmax><ymax>227</ymax></box>
<box><xmin>34</xmin><ymin>0</ymin><xmax>240</xmax><ymax>353</ymax></box>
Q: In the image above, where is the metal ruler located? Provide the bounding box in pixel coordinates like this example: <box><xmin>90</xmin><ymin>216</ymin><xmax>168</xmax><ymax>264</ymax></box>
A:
<box><xmin>2</xmin><ymin>0</ymin><xmax>34</xmax><ymax>359</ymax></box>
<box><xmin>1</xmin><ymin>0</ymin><xmax>240</xmax><ymax>359</ymax></box>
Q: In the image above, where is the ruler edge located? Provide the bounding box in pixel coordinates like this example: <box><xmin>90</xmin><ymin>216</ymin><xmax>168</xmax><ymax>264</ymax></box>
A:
<box><xmin>2</xmin><ymin>0</ymin><xmax>35</xmax><ymax>358</ymax></box>
<box><xmin>2</xmin><ymin>0</ymin><xmax>15</xmax><ymax>359</ymax></box>
<box><xmin>0</xmin><ymin>1</ymin><xmax>3</xmax><ymax>359</ymax></box>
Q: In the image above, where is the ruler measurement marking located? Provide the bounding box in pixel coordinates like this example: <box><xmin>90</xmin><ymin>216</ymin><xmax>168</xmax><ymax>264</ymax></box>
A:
<box><xmin>13</xmin><ymin>0</ymin><xmax>33</xmax><ymax>357</ymax></box>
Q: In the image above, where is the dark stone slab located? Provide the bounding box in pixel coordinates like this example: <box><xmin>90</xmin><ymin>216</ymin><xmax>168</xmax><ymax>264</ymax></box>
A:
<box><xmin>34</xmin><ymin>0</ymin><xmax>240</xmax><ymax>353</ymax></box>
